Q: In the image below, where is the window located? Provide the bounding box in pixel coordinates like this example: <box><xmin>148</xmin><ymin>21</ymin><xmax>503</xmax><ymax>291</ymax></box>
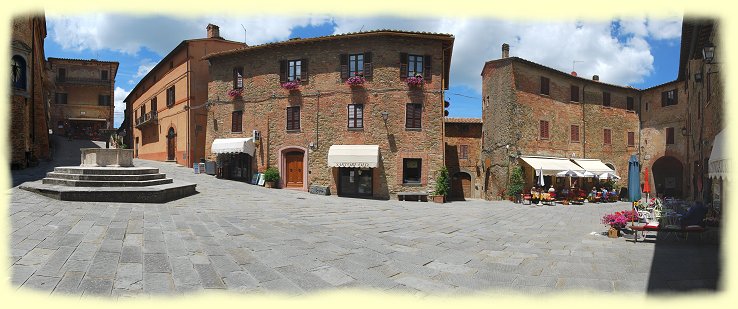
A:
<box><xmin>287</xmin><ymin>106</ymin><xmax>300</xmax><ymax>130</ymax></box>
<box><xmin>539</xmin><ymin>120</ymin><xmax>549</xmax><ymax>140</ymax></box>
<box><xmin>459</xmin><ymin>145</ymin><xmax>469</xmax><ymax>160</ymax></box>
<box><xmin>98</xmin><ymin>95</ymin><xmax>111</xmax><ymax>106</ymax></box>
<box><xmin>57</xmin><ymin>68</ymin><xmax>66</xmax><ymax>82</ymax></box>
<box><xmin>402</xmin><ymin>158</ymin><xmax>422</xmax><ymax>184</ymax></box>
<box><xmin>407</xmin><ymin>54</ymin><xmax>424</xmax><ymax>77</ymax></box>
<box><xmin>11</xmin><ymin>56</ymin><xmax>27</xmax><ymax>90</ymax></box>
<box><xmin>540</xmin><ymin>76</ymin><xmax>550</xmax><ymax>95</ymax></box>
<box><xmin>662</xmin><ymin>89</ymin><xmax>678</xmax><ymax>106</ymax></box>
<box><xmin>231</xmin><ymin>110</ymin><xmax>243</xmax><ymax>132</ymax></box>
<box><xmin>603</xmin><ymin>128</ymin><xmax>612</xmax><ymax>145</ymax></box>
<box><xmin>341</xmin><ymin>53</ymin><xmax>373</xmax><ymax>79</ymax></box>
<box><xmin>288</xmin><ymin>60</ymin><xmax>301</xmax><ymax>81</ymax></box>
<box><xmin>280</xmin><ymin>59</ymin><xmax>308</xmax><ymax>83</ymax></box>
<box><xmin>627</xmin><ymin>96</ymin><xmax>634</xmax><ymax>111</ymax></box>
<box><xmin>405</xmin><ymin>103</ymin><xmax>422</xmax><ymax>129</ymax></box>
<box><xmin>347</xmin><ymin>104</ymin><xmax>364</xmax><ymax>128</ymax></box>
<box><xmin>627</xmin><ymin>132</ymin><xmax>635</xmax><ymax>147</ymax></box>
<box><xmin>602</xmin><ymin>92</ymin><xmax>611</xmax><ymax>107</ymax></box>
<box><xmin>101</xmin><ymin>70</ymin><xmax>108</xmax><ymax>81</ymax></box>
<box><xmin>233</xmin><ymin>67</ymin><xmax>243</xmax><ymax>89</ymax></box>
<box><xmin>349</xmin><ymin>54</ymin><xmax>364</xmax><ymax>77</ymax></box>
<box><xmin>151</xmin><ymin>97</ymin><xmax>157</xmax><ymax>114</ymax></box>
<box><xmin>666</xmin><ymin>127</ymin><xmax>675</xmax><ymax>145</ymax></box>
<box><xmin>570</xmin><ymin>125</ymin><xmax>579</xmax><ymax>143</ymax></box>
<box><xmin>570</xmin><ymin>85</ymin><xmax>579</xmax><ymax>102</ymax></box>
<box><xmin>55</xmin><ymin>93</ymin><xmax>68</xmax><ymax>104</ymax></box>
<box><xmin>166</xmin><ymin>86</ymin><xmax>175</xmax><ymax>107</ymax></box>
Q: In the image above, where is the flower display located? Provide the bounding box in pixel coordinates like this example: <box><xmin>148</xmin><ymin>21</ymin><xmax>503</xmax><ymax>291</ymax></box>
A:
<box><xmin>406</xmin><ymin>75</ymin><xmax>424</xmax><ymax>87</ymax></box>
<box><xmin>346</xmin><ymin>75</ymin><xmax>366</xmax><ymax>86</ymax></box>
<box><xmin>281</xmin><ymin>80</ymin><xmax>301</xmax><ymax>90</ymax></box>
<box><xmin>601</xmin><ymin>210</ymin><xmax>639</xmax><ymax>229</ymax></box>
<box><xmin>227</xmin><ymin>88</ymin><xmax>243</xmax><ymax>98</ymax></box>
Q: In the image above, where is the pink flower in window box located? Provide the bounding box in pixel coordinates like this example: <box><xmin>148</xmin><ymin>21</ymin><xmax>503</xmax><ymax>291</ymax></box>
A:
<box><xmin>406</xmin><ymin>75</ymin><xmax>424</xmax><ymax>87</ymax></box>
<box><xmin>346</xmin><ymin>75</ymin><xmax>366</xmax><ymax>87</ymax></box>
<box><xmin>281</xmin><ymin>80</ymin><xmax>301</xmax><ymax>90</ymax></box>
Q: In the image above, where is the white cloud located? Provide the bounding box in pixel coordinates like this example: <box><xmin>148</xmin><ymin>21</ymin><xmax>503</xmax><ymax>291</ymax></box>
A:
<box><xmin>134</xmin><ymin>59</ymin><xmax>157</xmax><ymax>78</ymax></box>
<box><xmin>113</xmin><ymin>87</ymin><xmax>131</xmax><ymax>128</ymax></box>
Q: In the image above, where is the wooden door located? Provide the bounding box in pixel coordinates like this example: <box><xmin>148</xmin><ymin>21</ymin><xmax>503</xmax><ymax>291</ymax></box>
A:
<box><xmin>451</xmin><ymin>172</ymin><xmax>472</xmax><ymax>200</ymax></box>
<box><xmin>167</xmin><ymin>128</ymin><xmax>176</xmax><ymax>161</ymax></box>
<box><xmin>460</xmin><ymin>173</ymin><xmax>472</xmax><ymax>198</ymax></box>
<box><xmin>285</xmin><ymin>152</ymin><xmax>303</xmax><ymax>188</ymax></box>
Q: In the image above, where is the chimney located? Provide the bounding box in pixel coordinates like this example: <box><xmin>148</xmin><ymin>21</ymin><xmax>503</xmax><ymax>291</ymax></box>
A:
<box><xmin>206</xmin><ymin>24</ymin><xmax>222</xmax><ymax>39</ymax></box>
<box><xmin>592</xmin><ymin>75</ymin><xmax>599</xmax><ymax>81</ymax></box>
<box><xmin>571</xmin><ymin>71</ymin><xmax>577</xmax><ymax>77</ymax></box>
<box><xmin>502</xmin><ymin>43</ymin><xmax>510</xmax><ymax>58</ymax></box>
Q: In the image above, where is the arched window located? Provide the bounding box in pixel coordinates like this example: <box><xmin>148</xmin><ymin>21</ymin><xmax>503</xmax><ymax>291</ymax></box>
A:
<box><xmin>11</xmin><ymin>55</ymin><xmax>27</xmax><ymax>90</ymax></box>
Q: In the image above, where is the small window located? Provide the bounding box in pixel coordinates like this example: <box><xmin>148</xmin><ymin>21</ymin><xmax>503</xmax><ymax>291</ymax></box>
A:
<box><xmin>101</xmin><ymin>70</ymin><xmax>109</xmax><ymax>81</ymax></box>
<box><xmin>570</xmin><ymin>125</ymin><xmax>579</xmax><ymax>143</ymax></box>
<box><xmin>57</xmin><ymin>68</ymin><xmax>66</xmax><ymax>82</ymax></box>
<box><xmin>662</xmin><ymin>89</ymin><xmax>678</xmax><ymax>106</ymax></box>
<box><xmin>233</xmin><ymin>67</ymin><xmax>243</xmax><ymax>89</ymax></box>
<box><xmin>231</xmin><ymin>110</ymin><xmax>243</xmax><ymax>132</ymax></box>
<box><xmin>407</xmin><ymin>54</ymin><xmax>424</xmax><ymax>77</ymax></box>
<box><xmin>666</xmin><ymin>127</ymin><xmax>675</xmax><ymax>145</ymax></box>
<box><xmin>349</xmin><ymin>54</ymin><xmax>364</xmax><ymax>77</ymax></box>
<box><xmin>602</xmin><ymin>92</ymin><xmax>611</xmax><ymax>107</ymax></box>
<box><xmin>626</xmin><ymin>96</ymin><xmax>634</xmax><ymax>111</ymax></box>
<box><xmin>55</xmin><ymin>93</ymin><xmax>68</xmax><ymax>104</ymax></box>
<box><xmin>166</xmin><ymin>86</ymin><xmax>175</xmax><ymax>107</ymax></box>
<box><xmin>627</xmin><ymin>131</ymin><xmax>635</xmax><ymax>147</ymax></box>
<box><xmin>539</xmin><ymin>120</ymin><xmax>549</xmax><ymax>140</ymax></box>
<box><xmin>11</xmin><ymin>56</ymin><xmax>27</xmax><ymax>90</ymax></box>
<box><xmin>570</xmin><ymin>85</ymin><xmax>579</xmax><ymax>102</ymax></box>
<box><xmin>98</xmin><ymin>95</ymin><xmax>111</xmax><ymax>106</ymax></box>
<box><xmin>406</xmin><ymin>103</ymin><xmax>422</xmax><ymax>129</ymax></box>
<box><xmin>402</xmin><ymin>158</ymin><xmax>422</xmax><ymax>184</ymax></box>
<box><xmin>604</xmin><ymin>128</ymin><xmax>612</xmax><ymax>145</ymax></box>
<box><xmin>459</xmin><ymin>145</ymin><xmax>469</xmax><ymax>160</ymax></box>
<box><xmin>540</xmin><ymin>76</ymin><xmax>550</xmax><ymax>95</ymax></box>
<box><xmin>151</xmin><ymin>97</ymin><xmax>157</xmax><ymax>113</ymax></box>
<box><xmin>288</xmin><ymin>60</ymin><xmax>302</xmax><ymax>81</ymax></box>
<box><xmin>287</xmin><ymin>106</ymin><xmax>300</xmax><ymax>130</ymax></box>
<box><xmin>347</xmin><ymin>104</ymin><xmax>364</xmax><ymax>128</ymax></box>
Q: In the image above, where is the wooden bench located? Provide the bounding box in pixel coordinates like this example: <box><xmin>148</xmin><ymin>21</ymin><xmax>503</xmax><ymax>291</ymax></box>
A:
<box><xmin>397</xmin><ymin>192</ymin><xmax>428</xmax><ymax>202</ymax></box>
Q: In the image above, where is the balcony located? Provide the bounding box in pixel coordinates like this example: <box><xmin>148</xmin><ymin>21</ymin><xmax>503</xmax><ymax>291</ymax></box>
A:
<box><xmin>135</xmin><ymin>111</ymin><xmax>158</xmax><ymax>128</ymax></box>
<box><xmin>56</xmin><ymin>77</ymin><xmax>111</xmax><ymax>86</ymax></box>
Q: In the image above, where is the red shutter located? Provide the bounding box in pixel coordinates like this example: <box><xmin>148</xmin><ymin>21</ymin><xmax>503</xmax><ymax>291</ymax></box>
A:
<box><xmin>340</xmin><ymin>54</ymin><xmax>349</xmax><ymax>79</ymax></box>
<box><xmin>300</xmin><ymin>59</ymin><xmax>308</xmax><ymax>83</ymax></box>
<box><xmin>279</xmin><ymin>60</ymin><xmax>287</xmax><ymax>83</ymax></box>
<box><xmin>628</xmin><ymin>132</ymin><xmax>635</xmax><ymax>146</ymax></box>
<box><xmin>363</xmin><ymin>52</ymin><xmax>373</xmax><ymax>78</ymax></box>
<box><xmin>423</xmin><ymin>55</ymin><xmax>432</xmax><ymax>81</ymax></box>
<box><xmin>400</xmin><ymin>53</ymin><xmax>408</xmax><ymax>79</ymax></box>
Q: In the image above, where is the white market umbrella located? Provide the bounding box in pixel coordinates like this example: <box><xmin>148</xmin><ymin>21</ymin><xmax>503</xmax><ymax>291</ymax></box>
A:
<box><xmin>557</xmin><ymin>170</ymin><xmax>579</xmax><ymax>177</ymax></box>
<box><xmin>537</xmin><ymin>168</ymin><xmax>545</xmax><ymax>206</ymax></box>
<box><xmin>598</xmin><ymin>172</ymin><xmax>621</xmax><ymax>180</ymax></box>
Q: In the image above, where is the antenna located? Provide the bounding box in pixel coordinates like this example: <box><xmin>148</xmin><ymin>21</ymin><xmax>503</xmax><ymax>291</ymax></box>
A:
<box><xmin>241</xmin><ymin>24</ymin><xmax>247</xmax><ymax>44</ymax></box>
<box><xmin>359</xmin><ymin>25</ymin><xmax>364</xmax><ymax>32</ymax></box>
<box><xmin>572</xmin><ymin>60</ymin><xmax>584</xmax><ymax>72</ymax></box>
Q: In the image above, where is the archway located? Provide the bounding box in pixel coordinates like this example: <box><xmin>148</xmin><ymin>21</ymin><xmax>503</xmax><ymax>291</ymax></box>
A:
<box><xmin>451</xmin><ymin>171</ymin><xmax>472</xmax><ymax>200</ymax></box>
<box><xmin>166</xmin><ymin>127</ymin><xmax>176</xmax><ymax>161</ymax></box>
<box><xmin>652</xmin><ymin>156</ymin><xmax>684</xmax><ymax>198</ymax></box>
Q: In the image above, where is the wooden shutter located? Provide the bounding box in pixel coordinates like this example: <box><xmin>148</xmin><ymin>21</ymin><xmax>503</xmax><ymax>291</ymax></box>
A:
<box><xmin>666</xmin><ymin>127</ymin><xmax>674</xmax><ymax>144</ymax></box>
<box><xmin>287</xmin><ymin>107</ymin><xmax>293</xmax><ymax>130</ymax></box>
<box><xmin>673</xmin><ymin>90</ymin><xmax>678</xmax><ymax>105</ymax></box>
<box><xmin>347</xmin><ymin>104</ymin><xmax>354</xmax><ymax>128</ymax></box>
<box><xmin>413</xmin><ymin>104</ymin><xmax>422</xmax><ymax>128</ymax></box>
<box><xmin>400</xmin><ymin>53</ymin><xmax>408</xmax><ymax>79</ymax></box>
<box><xmin>423</xmin><ymin>55</ymin><xmax>432</xmax><ymax>81</ymax></box>
<box><xmin>628</xmin><ymin>132</ymin><xmax>635</xmax><ymax>146</ymax></box>
<box><xmin>540</xmin><ymin>77</ymin><xmax>549</xmax><ymax>95</ymax></box>
<box><xmin>300</xmin><ymin>59</ymin><xmax>308</xmax><ymax>83</ymax></box>
<box><xmin>571</xmin><ymin>125</ymin><xmax>579</xmax><ymax>142</ymax></box>
<box><xmin>627</xmin><ymin>97</ymin><xmax>634</xmax><ymax>110</ymax></box>
<box><xmin>661</xmin><ymin>91</ymin><xmax>667</xmax><ymax>107</ymax></box>
<box><xmin>363</xmin><ymin>52</ymin><xmax>373</xmax><ymax>78</ymax></box>
<box><xmin>340</xmin><ymin>54</ymin><xmax>349</xmax><ymax>79</ymax></box>
<box><xmin>279</xmin><ymin>60</ymin><xmax>287</xmax><ymax>83</ymax></box>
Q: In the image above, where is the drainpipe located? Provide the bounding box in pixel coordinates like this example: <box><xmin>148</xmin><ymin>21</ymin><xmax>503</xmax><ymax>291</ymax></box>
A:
<box><xmin>581</xmin><ymin>83</ymin><xmax>586</xmax><ymax>158</ymax></box>
<box><xmin>186</xmin><ymin>46</ymin><xmax>191</xmax><ymax>167</ymax></box>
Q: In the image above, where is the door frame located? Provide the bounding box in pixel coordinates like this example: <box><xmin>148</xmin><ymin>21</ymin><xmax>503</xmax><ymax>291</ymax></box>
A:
<box><xmin>278</xmin><ymin>146</ymin><xmax>308</xmax><ymax>191</ymax></box>
<box><xmin>166</xmin><ymin>127</ymin><xmax>176</xmax><ymax>161</ymax></box>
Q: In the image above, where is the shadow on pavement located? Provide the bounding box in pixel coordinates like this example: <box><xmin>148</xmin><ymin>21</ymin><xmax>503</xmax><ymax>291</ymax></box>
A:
<box><xmin>10</xmin><ymin>135</ymin><xmax>101</xmax><ymax>188</ymax></box>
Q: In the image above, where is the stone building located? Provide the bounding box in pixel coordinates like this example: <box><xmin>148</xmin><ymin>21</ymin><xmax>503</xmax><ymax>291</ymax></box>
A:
<box><xmin>47</xmin><ymin>58</ymin><xmax>119</xmax><ymax>140</ymax></box>
<box><xmin>444</xmin><ymin>118</ymin><xmax>482</xmax><ymax>199</ymax></box>
<box><xmin>481</xmin><ymin>44</ymin><xmax>640</xmax><ymax>200</ymax></box>
<box><xmin>203</xmin><ymin>30</ymin><xmax>454</xmax><ymax>199</ymax></box>
<box><xmin>10</xmin><ymin>14</ymin><xmax>51</xmax><ymax>169</ymax></box>
<box><xmin>124</xmin><ymin>24</ymin><xmax>244</xmax><ymax>167</ymax></box>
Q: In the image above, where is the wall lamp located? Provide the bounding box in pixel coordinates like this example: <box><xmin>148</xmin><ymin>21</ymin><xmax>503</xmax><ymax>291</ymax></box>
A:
<box><xmin>381</xmin><ymin>111</ymin><xmax>389</xmax><ymax>122</ymax></box>
<box><xmin>702</xmin><ymin>43</ymin><xmax>715</xmax><ymax>63</ymax></box>
<box><xmin>681</xmin><ymin>127</ymin><xmax>691</xmax><ymax>136</ymax></box>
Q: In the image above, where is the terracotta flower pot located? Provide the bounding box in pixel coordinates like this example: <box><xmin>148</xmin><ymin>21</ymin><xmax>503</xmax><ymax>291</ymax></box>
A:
<box><xmin>431</xmin><ymin>195</ymin><xmax>445</xmax><ymax>203</ymax></box>
<box><xmin>265</xmin><ymin>181</ymin><xmax>275</xmax><ymax>188</ymax></box>
<box><xmin>607</xmin><ymin>227</ymin><xmax>620</xmax><ymax>238</ymax></box>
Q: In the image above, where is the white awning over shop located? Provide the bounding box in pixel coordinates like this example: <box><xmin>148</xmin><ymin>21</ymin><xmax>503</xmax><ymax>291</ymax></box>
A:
<box><xmin>211</xmin><ymin>138</ymin><xmax>255</xmax><ymax>155</ymax></box>
<box><xmin>519</xmin><ymin>156</ymin><xmax>584</xmax><ymax>176</ymax></box>
<box><xmin>709</xmin><ymin>129</ymin><xmax>729</xmax><ymax>180</ymax></box>
<box><xmin>571</xmin><ymin>159</ymin><xmax>616</xmax><ymax>175</ymax></box>
<box><xmin>328</xmin><ymin>145</ymin><xmax>379</xmax><ymax>168</ymax></box>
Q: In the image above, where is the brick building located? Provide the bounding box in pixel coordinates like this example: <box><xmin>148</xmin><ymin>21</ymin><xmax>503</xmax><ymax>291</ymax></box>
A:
<box><xmin>444</xmin><ymin>118</ymin><xmax>482</xmax><ymax>199</ymax></box>
<box><xmin>47</xmin><ymin>58</ymin><xmax>118</xmax><ymax>140</ymax></box>
<box><xmin>10</xmin><ymin>14</ymin><xmax>51</xmax><ymax>169</ymax></box>
<box><xmin>203</xmin><ymin>30</ymin><xmax>454</xmax><ymax>199</ymax></box>
<box><xmin>124</xmin><ymin>24</ymin><xmax>244</xmax><ymax>167</ymax></box>
<box><xmin>481</xmin><ymin>44</ymin><xmax>640</xmax><ymax>200</ymax></box>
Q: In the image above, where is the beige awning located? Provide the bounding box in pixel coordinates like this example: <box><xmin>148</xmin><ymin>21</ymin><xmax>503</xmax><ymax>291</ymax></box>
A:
<box><xmin>709</xmin><ymin>129</ymin><xmax>729</xmax><ymax>180</ymax></box>
<box><xmin>211</xmin><ymin>138</ymin><xmax>255</xmax><ymax>155</ymax></box>
<box><xmin>571</xmin><ymin>159</ymin><xmax>616</xmax><ymax>175</ymax></box>
<box><xmin>519</xmin><ymin>156</ymin><xmax>584</xmax><ymax>176</ymax></box>
<box><xmin>327</xmin><ymin>145</ymin><xmax>379</xmax><ymax>168</ymax></box>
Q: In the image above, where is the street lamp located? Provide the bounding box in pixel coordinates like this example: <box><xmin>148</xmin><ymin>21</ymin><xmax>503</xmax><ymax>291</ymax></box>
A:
<box><xmin>381</xmin><ymin>111</ymin><xmax>389</xmax><ymax>122</ymax></box>
<box><xmin>681</xmin><ymin>127</ymin><xmax>691</xmax><ymax>136</ymax></box>
<box><xmin>702</xmin><ymin>43</ymin><xmax>715</xmax><ymax>63</ymax></box>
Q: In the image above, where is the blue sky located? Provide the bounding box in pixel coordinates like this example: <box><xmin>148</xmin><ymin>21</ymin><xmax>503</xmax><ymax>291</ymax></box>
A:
<box><xmin>44</xmin><ymin>15</ymin><xmax>683</xmax><ymax>128</ymax></box>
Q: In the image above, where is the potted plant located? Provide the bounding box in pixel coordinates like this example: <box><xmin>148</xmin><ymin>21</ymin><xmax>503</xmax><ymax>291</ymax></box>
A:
<box><xmin>601</xmin><ymin>210</ymin><xmax>638</xmax><ymax>238</ymax></box>
<box><xmin>281</xmin><ymin>79</ymin><xmax>301</xmax><ymax>90</ymax></box>
<box><xmin>430</xmin><ymin>166</ymin><xmax>450</xmax><ymax>203</ymax></box>
<box><xmin>507</xmin><ymin>166</ymin><xmax>524</xmax><ymax>203</ymax></box>
<box><xmin>346</xmin><ymin>73</ymin><xmax>366</xmax><ymax>87</ymax></box>
<box><xmin>406</xmin><ymin>74</ymin><xmax>424</xmax><ymax>88</ymax></box>
<box><xmin>263</xmin><ymin>167</ymin><xmax>280</xmax><ymax>188</ymax></box>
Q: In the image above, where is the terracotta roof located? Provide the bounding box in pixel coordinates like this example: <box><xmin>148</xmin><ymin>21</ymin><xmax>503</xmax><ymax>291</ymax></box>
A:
<box><xmin>445</xmin><ymin>117</ymin><xmax>482</xmax><ymax>123</ymax></box>
<box><xmin>204</xmin><ymin>29</ymin><xmax>454</xmax><ymax>60</ymax></box>
<box><xmin>47</xmin><ymin>57</ymin><xmax>120</xmax><ymax>65</ymax></box>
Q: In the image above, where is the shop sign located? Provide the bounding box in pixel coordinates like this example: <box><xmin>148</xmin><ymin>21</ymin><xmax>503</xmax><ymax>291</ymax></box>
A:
<box><xmin>335</xmin><ymin>162</ymin><xmax>372</xmax><ymax>168</ymax></box>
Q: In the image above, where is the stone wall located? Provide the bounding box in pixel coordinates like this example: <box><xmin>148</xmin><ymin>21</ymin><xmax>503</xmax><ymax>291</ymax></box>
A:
<box><xmin>445</xmin><ymin>121</ymin><xmax>482</xmax><ymax>198</ymax></box>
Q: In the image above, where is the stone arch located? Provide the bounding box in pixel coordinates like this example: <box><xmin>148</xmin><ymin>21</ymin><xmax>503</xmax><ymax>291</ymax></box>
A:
<box><xmin>450</xmin><ymin>170</ymin><xmax>474</xmax><ymax>200</ymax></box>
<box><xmin>651</xmin><ymin>156</ymin><xmax>684</xmax><ymax>198</ymax></box>
<box><xmin>278</xmin><ymin>146</ymin><xmax>308</xmax><ymax>191</ymax></box>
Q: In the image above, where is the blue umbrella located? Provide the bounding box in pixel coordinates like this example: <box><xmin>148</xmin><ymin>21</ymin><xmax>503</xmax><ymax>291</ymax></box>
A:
<box><xmin>628</xmin><ymin>155</ymin><xmax>641</xmax><ymax>202</ymax></box>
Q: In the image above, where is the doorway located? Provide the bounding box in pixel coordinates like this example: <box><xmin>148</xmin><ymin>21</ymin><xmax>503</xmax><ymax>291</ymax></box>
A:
<box><xmin>652</xmin><ymin>156</ymin><xmax>684</xmax><ymax>198</ymax></box>
<box><xmin>338</xmin><ymin>167</ymin><xmax>373</xmax><ymax>197</ymax></box>
<box><xmin>451</xmin><ymin>172</ymin><xmax>472</xmax><ymax>200</ymax></box>
<box><xmin>284</xmin><ymin>151</ymin><xmax>304</xmax><ymax>188</ymax></box>
<box><xmin>166</xmin><ymin>127</ymin><xmax>176</xmax><ymax>161</ymax></box>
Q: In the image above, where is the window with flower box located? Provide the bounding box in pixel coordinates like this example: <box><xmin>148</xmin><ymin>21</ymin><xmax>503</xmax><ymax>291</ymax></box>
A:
<box><xmin>340</xmin><ymin>53</ymin><xmax>373</xmax><ymax>80</ymax></box>
<box><xmin>233</xmin><ymin>67</ymin><xmax>243</xmax><ymax>89</ymax></box>
<box><xmin>539</xmin><ymin>120</ymin><xmax>549</xmax><ymax>140</ymax></box>
<box><xmin>287</xmin><ymin>106</ymin><xmax>300</xmax><ymax>131</ymax></box>
<box><xmin>347</xmin><ymin>104</ymin><xmax>364</xmax><ymax>129</ymax></box>
<box><xmin>400</xmin><ymin>53</ymin><xmax>431</xmax><ymax>81</ymax></box>
<box><xmin>604</xmin><ymin>128</ymin><xmax>612</xmax><ymax>145</ymax></box>
<box><xmin>280</xmin><ymin>59</ymin><xmax>308</xmax><ymax>83</ymax></box>
<box><xmin>406</xmin><ymin>103</ymin><xmax>422</xmax><ymax>129</ymax></box>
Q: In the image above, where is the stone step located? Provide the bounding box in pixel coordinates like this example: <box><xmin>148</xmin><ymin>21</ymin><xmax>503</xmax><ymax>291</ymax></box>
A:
<box><xmin>42</xmin><ymin>177</ymin><xmax>174</xmax><ymax>187</ymax></box>
<box><xmin>20</xmin><ymin>180</ymin><xmax>197</xmax><ymax>203</ymax></box>
<box><xmin>53</xmin><ymin>166</ymin><xmax>160</xmax><ymax>175</ymax></box>
<box><xmin>46</xmin><ymin>172</ymin><xmax>167</xmax><ymax>181</ymax></box>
